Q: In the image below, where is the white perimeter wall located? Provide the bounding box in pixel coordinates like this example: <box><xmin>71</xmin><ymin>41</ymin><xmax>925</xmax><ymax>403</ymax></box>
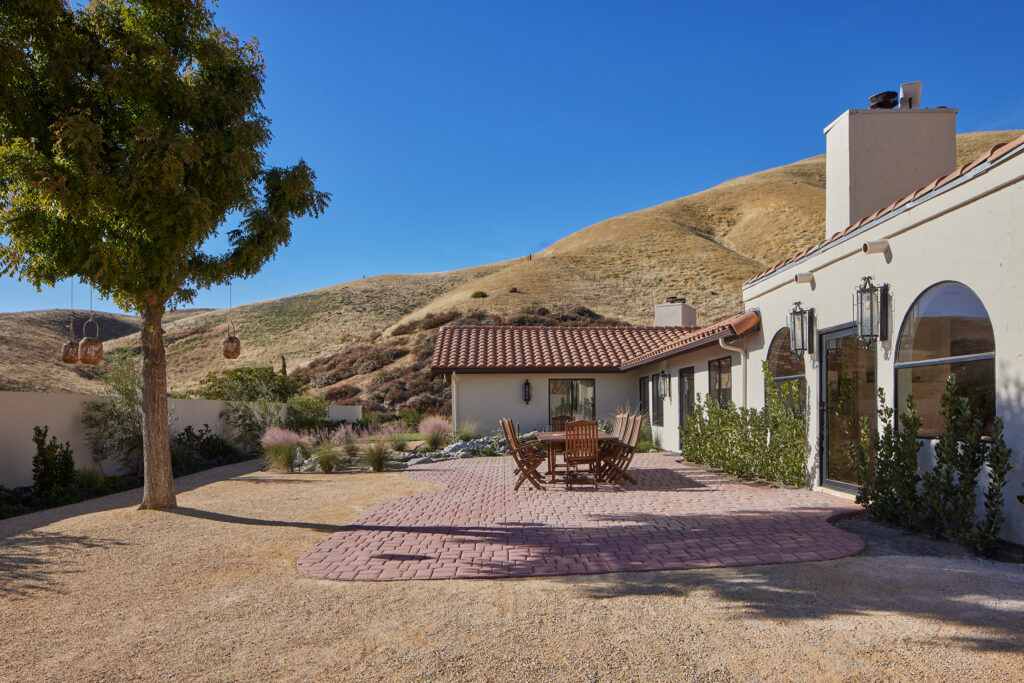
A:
<box><xmin>0</xmin><ymin>391</ymin><xmax>361</xmax><ymax>488</ymax></box>
<box><xmin>742</xmin><ymin>147</ymin><xmax>1024</xmax><ymax>546</ymax></box>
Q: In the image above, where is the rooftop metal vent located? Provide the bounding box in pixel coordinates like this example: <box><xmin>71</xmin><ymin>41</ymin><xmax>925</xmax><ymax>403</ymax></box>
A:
<box><xmin>869</xmin><ymin>91</ymin><xmax>898</xmax><ymax>109</ymax></box>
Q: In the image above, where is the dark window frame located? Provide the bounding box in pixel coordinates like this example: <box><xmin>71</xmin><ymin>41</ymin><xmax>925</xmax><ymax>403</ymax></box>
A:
<box><xmin>639</xmin><ymin>375</ymin><xmax>649</xmax><ymax>416</ymax></box>
<box><xmin>547</xmin><ymin>378</ymin><xmax>597</xmax><ymax>425</ymax></box>
<box><xmin>679</xmin><ymin>367</ymin><xmax>695</xmax><ymax>432</ymax></box>
<box><xmin>708</xmin><ymin>356</ymin><xmax>733</xmax><ymax>405</ymax></box>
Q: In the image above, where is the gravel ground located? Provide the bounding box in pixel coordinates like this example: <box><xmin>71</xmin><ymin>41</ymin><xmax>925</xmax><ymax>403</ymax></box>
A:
<box><xmin>1</xmin><ymin>460</ymin><xmax>1022</xmax><ymax>682</ymax></box>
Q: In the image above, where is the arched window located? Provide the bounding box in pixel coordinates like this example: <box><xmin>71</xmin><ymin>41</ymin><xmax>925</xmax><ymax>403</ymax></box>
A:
<box><xmin>767</xmin><ymin>328</ymin><xmax>806</xmax><ymax>416</ymax></box>
<box><xmin>895</xmin><ymin>282</ymin><xmax>995</xmax><ymax>437</ymax></box>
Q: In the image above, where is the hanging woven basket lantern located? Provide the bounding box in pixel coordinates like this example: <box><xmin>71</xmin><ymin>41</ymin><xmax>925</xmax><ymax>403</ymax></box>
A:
<box><xmin>222</xmin><ymin>322</ymin><xmax>241</xmax><ymax>359</ymax></box>
<box><xmin>61</xmin><ymin>318</ymin><xmax>79</xmax><ymax>364</ymax></box>
<box><xmin>79</xmin><ymin>316</ymin><xmax>103</xmax><ymax>365</ymax></box>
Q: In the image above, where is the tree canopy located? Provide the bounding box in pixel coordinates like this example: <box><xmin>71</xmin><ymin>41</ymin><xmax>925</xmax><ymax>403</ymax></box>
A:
<box><xmin>0</xmin><ymin>0</ymin><xmax>329</xmax><ymax>311</ymax></box>
<box><xmin>0</xmin><ymin>0</ymin><xmax>330</xmax><ymax>508</ymax></box>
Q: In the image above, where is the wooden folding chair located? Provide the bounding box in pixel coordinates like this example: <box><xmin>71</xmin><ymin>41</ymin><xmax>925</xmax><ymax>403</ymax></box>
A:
<box><xmin>603</xmin><ymin>414</ymin><xmax>642</xmax><ymax>486</ymax></box>
<box><xmin>564</xmin><ymin>419</ymin><xmax>600</xmax><ymax>490</ymax></box>
<box><xmin>500</xmin><ymin>418</ymin><xmax>546</xmax><ymax>491</ymax></box>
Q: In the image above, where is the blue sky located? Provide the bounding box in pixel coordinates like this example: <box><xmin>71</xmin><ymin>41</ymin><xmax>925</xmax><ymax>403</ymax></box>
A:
<box><xmin>3</xmin><ymin>0</ymin><xmax>1023</xmax><ymax>314</ymax></box>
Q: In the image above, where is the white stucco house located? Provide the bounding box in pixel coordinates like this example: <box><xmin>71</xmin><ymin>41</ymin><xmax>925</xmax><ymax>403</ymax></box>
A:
<box><xmin>431</xmin><ymin>92</ymin><xmax>1024</xmax><ymax>547</ymax></box>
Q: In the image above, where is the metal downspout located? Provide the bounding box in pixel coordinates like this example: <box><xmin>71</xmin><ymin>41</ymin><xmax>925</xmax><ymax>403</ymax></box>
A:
<box><xmin>451</xmin><ymin>371</ymin><xmax>458</xmax><ymax>429</ymax></box>
<box><xmin>719</xmin><ymin>337</ymin><xmax>748</xmax><ymax>408</ymax></box>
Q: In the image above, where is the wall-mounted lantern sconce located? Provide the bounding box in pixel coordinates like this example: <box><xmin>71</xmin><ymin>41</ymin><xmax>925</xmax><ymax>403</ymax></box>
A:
<box><xmin>522</xmin><ymin>379</ymin><xmax>531</xmax><ymax>405</ymax></box>
<box><xmin>793</xmin><ymin>272</ymin><xmax>814</xmax><ymax>285</ymax></box>
<box><xmin>657</xmin><ymin>371</ymin><xmax>671</xmax><ymax>399</ymax></box>
<box><xmin>854</xmin><ymin>276</ymin><xmax>889</xmax><ymax>348</ymax></box>
<box><xmin>788</xmin><ymin>302</ymin><xmax>814</xmax><ymax>357</ymax></box>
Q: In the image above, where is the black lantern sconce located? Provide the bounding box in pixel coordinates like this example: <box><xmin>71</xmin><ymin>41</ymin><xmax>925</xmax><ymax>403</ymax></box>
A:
<box><xmin>854</xmin><ymin>276</ymin><xmax>889</xmax><ymax>348</ymax></box>
<box><xmin>788</xmin><ymin>302</ymin><xmax>814</xmax><ymax>357</ymax></box>
<box><xmin>522</xmin><ymin>379</ymin><xmax>531</xmax><ymax>405</ymax></box>
<box><xmin>657</xmin><ymin>371</ymin><xmax>671</xmax><ymax>399</ymax></box>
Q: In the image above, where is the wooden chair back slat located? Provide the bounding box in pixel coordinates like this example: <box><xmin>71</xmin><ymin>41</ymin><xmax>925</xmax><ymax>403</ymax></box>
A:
<box><xmin>550</xmin><ymin>415</ymin><xmax>571</xmax><ymax>432</ymax></box>
<box><xmin>565</xmin><ymin>420</ymin><xmax>599</xmax><ymax>462</ymax></box>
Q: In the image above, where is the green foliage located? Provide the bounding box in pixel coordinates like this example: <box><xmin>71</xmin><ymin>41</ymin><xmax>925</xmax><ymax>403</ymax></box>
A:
<box><xmin>0</xmin><ymin>0</ymin><xmax>328</xmax><ymax>507</ymax></box>
<box><xmin>919</xmin><ymin>376</ymin><xmax>1013</xmax><ymax>556</ymax></box>
<box><xmin>170</xmin><ymin>425</ymin><xmax>247</xmax><ymax>477</ymax></box>
<box><xmin>314</xmin><ymin>446</ymin><xmax>339</xmax><ymax>474</ymax></box>
<box><xmin>856</xmin><ymin>376</ymin><xmax>1014</xmax><ymax>557</ymax></box>
<box><xmin>635</xmin><ymin>440</ymin><xmax>658</xmax><ymax>453</ymax></box>
<box><xmin>82</xmin><ymin>356</ymin><xmax>151</xmax><ymax>474</ymax></box>
<box><xmin>400</xmin><ymin>408</ymin><xmax>424</xmax><ymax>429</ymax></box>
<box><xmin>470</xmin><ymin>291</ymin><xmax>488</xmax><ymax>298</ymax></box>
<box><xmin>364</xmin><ymin>439</ymin><xmax>389</xmax><ymax>472</ymax></box>
<box><xmin>852</xmin><ymin>390</ymin><xmax>923</xmax><ymax>529</ymax></box>
<box><xmin>264</xmin><ymin>444</ymin><xmax>297</xmax><ymax>473</ymax></box>
<box><xmin>0</xmin><ymin>485</ymin><xmax>29</xmax><ymax>520</ymax></box>
<box><xmin>31</xmin><ymin>425</ymin><xmax>75</xmax><ymax>502</ymax></box>
<box><xmin>679</xmin><ymin>363</ymin><xmax>806</xmax><ymax>486</ymax></box>
<box><xmin>194</xmin><ymin>366</ymin><xmax>303</xmax><ymax>403</ymax></box>
<box><xmin>284</xmin><ymin>394</ymin><xmax>330</xmax><ymax>432</ymax></box>
<box><xmin>0</xmin><ymin>0</ymin><xmax>330</xmax><ymax>310</ymax></box>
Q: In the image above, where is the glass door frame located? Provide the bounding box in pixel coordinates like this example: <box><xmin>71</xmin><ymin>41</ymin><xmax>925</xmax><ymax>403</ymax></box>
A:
<box><xmin>818</xmin><ymin>324</ymin><xmax>877</xmax><ymax>493</ymax></box>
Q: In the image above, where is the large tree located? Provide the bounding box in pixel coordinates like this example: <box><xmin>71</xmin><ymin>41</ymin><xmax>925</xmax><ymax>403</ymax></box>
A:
<box><xmin>0</xmin><ymin>0</ymin><xmax>329</xmax><ymax>508</ymax></box>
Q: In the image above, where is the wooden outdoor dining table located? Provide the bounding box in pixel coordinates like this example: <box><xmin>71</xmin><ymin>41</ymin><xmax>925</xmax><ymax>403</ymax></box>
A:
<box><xmin>534</xmin><ymin>431</ymin><xmax>620</xmax><ymax>483</ymax></box>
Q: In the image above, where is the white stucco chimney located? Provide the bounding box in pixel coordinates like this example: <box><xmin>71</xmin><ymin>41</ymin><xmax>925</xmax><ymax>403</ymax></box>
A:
<box><xmin>655</xmin><ymin>297</ymin><xmax>697</xmax><ymax>327</ymax></box>
<box><xmin>824</xmin><ymin>96</ymin><xmax>957</xmax><ymax>237</ymax></box>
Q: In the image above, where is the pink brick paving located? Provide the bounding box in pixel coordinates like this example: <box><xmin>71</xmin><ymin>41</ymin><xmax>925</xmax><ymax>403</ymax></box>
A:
<box><xmin>297</xmin><ymin>454</ymin><xmax>865</xmax><ymax>581</ymax></box>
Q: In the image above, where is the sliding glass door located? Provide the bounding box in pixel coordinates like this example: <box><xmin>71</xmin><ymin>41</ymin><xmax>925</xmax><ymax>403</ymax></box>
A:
<box><xmin>548</xmin><ymin>379</ymin><xmax>596</xmax><ymax>425</ymax></box>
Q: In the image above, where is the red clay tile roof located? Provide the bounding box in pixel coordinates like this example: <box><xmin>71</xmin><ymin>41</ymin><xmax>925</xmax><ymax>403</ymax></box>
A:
<box><xmin>618</xmin><ymin>311</ymin><xmax>761</xmax><ymax>369</ymax></box>
<box><xmin>431</xmin><ymin>311</ymin><xmax>760</xmax><ymax>373</ymax></box>
<box><xmin>744</xmin><ymin>132</ymin><xmax>1024</xmax><ymax>287</ymax></box>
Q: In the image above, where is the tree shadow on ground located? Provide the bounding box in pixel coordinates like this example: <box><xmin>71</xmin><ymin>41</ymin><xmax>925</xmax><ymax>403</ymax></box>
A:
<box><xmin>574</xmin><ymin>515</ymin><xmax>1024</xmax><ymax>653</ymax></box>
<box><xmin>0</xmin><ymin>460</ymin><xmax>263</xmax><ymax>539</ymax></box>
<box><xmin>0</xmin><ymin>531</ymin><xmax>128</xmax><ymax>599</ymax></box>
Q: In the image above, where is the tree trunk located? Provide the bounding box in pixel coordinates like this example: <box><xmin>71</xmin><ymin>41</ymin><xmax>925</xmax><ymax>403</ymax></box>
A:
<box><xmin>138</xmin><ymin>298</ymin><xmax>177</xmax><ymax>510</ymax></box>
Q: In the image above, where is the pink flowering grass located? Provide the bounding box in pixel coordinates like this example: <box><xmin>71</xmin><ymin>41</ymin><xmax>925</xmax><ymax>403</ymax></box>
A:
<box><xmin>418</xmin><ymin>415</ymin><xmax>452</xmax><ymax>451</ymax></box>
<box><xmin>261</xmin><ymin>425</ymin><xmax>301</xmax><ymax>449</ymax></box>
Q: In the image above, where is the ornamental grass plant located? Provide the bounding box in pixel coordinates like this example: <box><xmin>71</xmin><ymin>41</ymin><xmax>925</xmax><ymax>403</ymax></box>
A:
<box><xmin>261</xmin><ymin>426</ymin><xmax>302</xmax><ymax>472</ymax></box>
<box><xmin>418</xmin><ymin>415</ymin><xmax>452</xmax><ymax>451</ymax></box>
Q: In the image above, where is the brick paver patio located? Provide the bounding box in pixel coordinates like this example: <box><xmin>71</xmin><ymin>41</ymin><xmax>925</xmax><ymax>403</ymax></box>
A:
<box><xmin>297</xmin><ymin>454</ymin><xmax>865</xmax><ymax>581</ymax></box>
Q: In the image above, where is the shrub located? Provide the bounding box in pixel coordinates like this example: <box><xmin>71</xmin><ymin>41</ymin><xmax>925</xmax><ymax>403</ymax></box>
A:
<box><xmin>31</xmin><ymin>426</ymin><xmax>76</xmax><ymax>503</ymax></box>
<box><xmin>679</xmin><ymin>363</ymin><xmax>806</xmax><ymax>486</ymax></box>
<box><xmin>418</xmin><ymin>415</ymin><xmax>452</xmax><ymax>451</ymax></box>
<box><xmin>261</xmin><ymin>426</ymin><xmax>302</xmax><ymax>472</ymax></box>
<box><xmin>852</xmin><ymin>390</ymin><xmax>923</xmax><ymax>529</ymax></box>
<box><xmin>470</xmin><ymin>291</ymin><xmax>487</xmax><ymax>298</ymax></box>
<box><xmin>400</xmin><ymin>408</ymin><xmax>424</xmax><ymax>428</ymax></box>
<box><xmin>454</xmin><ymin>418</ymin><xmax>480</xmax><ymax>443</ymax></box>
<box><xmin>0</xmin><ymin>486</ymin><xmax>29</xmax><ymax>520</ymax></box>
<box><xmin>193</xmin><ymin>366</ymin><xmax>303</xmax><ymax>402</ymax></box>
<box><xmin>508</xmin><ymin>286</ymin><xmax>519</xmax><ymax>293</ymax></box>
<box><xmin>324</xmin><ymin>383</ymin><xmax>360</xmax><ymax>402</ymax></box>
<box><xmin>285</xmin><ymin>394</ymin><xmax>330</xmax><ymax>432</ymax></box>
<box><xmin>635</xmin><ymin>440</ymin><xmax>658</xmax><ymax>453</ymax></box>
<box><xmin>364</xmin><ymin>438</ymin><xmax>388</xmax><ymax>472</ymax></box>
<box><xmin>82</xmin><ymin>356</ymin><xmax>152</xmax><ymax>474</ymax></box>
<box><xmin>170</xmin><ymin>425</ymin><xmax>246</xmax><ymax>477</ymax></box>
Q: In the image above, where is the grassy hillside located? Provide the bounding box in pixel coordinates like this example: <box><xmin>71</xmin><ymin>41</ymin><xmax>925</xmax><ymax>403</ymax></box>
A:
<box><xmin>3</xmin><ymin>130</ymin><xmax>1019</xmax><ymax>405</ymax></box>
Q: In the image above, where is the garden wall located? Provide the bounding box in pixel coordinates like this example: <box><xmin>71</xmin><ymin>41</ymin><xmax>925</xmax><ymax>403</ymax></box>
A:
<box><xmin>0</xmin><ymin>391</ymin><xmax>361</xmax><ymax>488</ymax></box>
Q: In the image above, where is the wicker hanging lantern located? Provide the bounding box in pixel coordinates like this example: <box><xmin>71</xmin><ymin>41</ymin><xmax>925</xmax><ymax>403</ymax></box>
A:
<box><xmin>78</xmin><ymin>316</ymin><xmax>103</xmax><ymax>365</ymax></box>
<box><xmin>222</xmin><ymin>321</ymin><xmax>241</xmax><ymax>359</ymax></box>
<box><xmin>61</xmin><ymin>329</ymin><xmax>80</xmax><ymax>364</ymax></box>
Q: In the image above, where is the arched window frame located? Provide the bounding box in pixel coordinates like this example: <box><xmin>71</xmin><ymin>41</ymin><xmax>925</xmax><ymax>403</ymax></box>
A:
<box><xmin>894</xmin><ymin>281</ymin><xmax>996</xmax><ymax>438</ymax></box>
<box><xmin>766</xmin><ymin>327</ymin><xmax>806</xmax><ymax>417</ymax></box>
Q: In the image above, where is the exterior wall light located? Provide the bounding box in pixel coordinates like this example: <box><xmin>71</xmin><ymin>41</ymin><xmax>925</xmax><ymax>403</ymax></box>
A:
<box><xmin>658</xmin><ymin>371</ymin><xmax>671</xmax><ymax>399</ymax></box>
<box><xmin>854</xmin><ymin>276</ymin><xmax>889</xmax><ymax>348</ymax></box>
<box><xmin>522</xmin><ymin>379</ymin><xmax>531</xmax><ymax>404</ymax></box>
<box><xmin>788</xmin><ymin>302</ymin><xmax>814</xmax><ymax>357</ymax></box>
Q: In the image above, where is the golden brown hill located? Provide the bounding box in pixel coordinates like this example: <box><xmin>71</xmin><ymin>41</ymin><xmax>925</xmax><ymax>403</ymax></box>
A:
<box><xmin>2</xmin><ymin>130</ymin><xmax>1020</xmax><ymax>399</ymax></box>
